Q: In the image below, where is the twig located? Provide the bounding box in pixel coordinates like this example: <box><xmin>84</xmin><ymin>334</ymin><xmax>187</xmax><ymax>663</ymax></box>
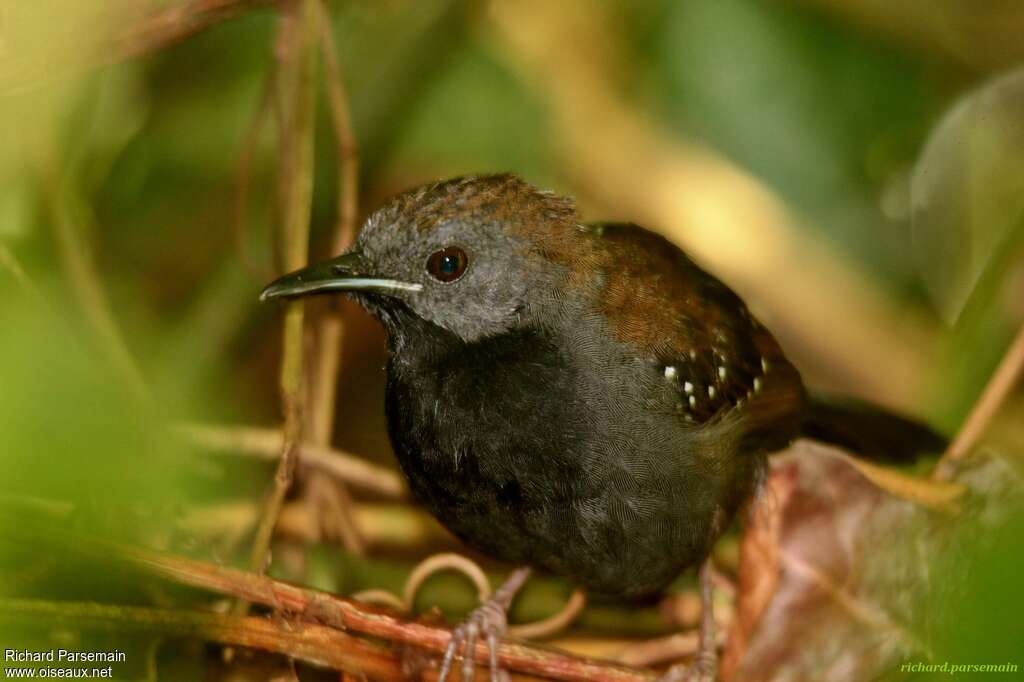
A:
<box><xmin>615</xmin><ymin>632</ymin><xmax>701</xmax><ymax>668</ymax></box>
<box><xmin>404</xmin><ymin>553</ymin><xmax>494</xmax><ymax>612</ymax></box>
<box><xmin>305</xmin><ymin>473</ymin><xmax>364</xmax><ymax>552</ymax></box>
<box><xmin>0</xmin><ymin>599</ymin><xmax>404</xmax><ymax>681</ymax></box>
<box><xmin>0</xmin><ymin>522</ymin><xmax>656</xmax><ymax>682</ymax></box>
<box><xmin>180</xmin><ymin>423</ymin><xmax>407</xmax><ymax>498</ymax></box>
<box><xmin>300</xmin><ymin>0</ymin><xmax>365</xmax><ymax>554</ymax></box>
<box><xmin>509</xmin><ymin>590</ymin><xmax>586</xmax><ymax>641</ymax></box>
<box><xmin>149</xmin><ymin>550</ymin><xmax>654</xmax><ymax>681</ymax></box>
<box><xmin>351</xmin><ymin>589</ymin><xmax>408</xmax><ymax>612</ymax></box>
<box><xmin>316</xmin><ymin>0</ymin><xmax>360</xmax><ymax>260</ymax></box>
<box><xmin>181</xmin><ymin>500</ymin><xmax>452</xmax><ymax>551</ymax></box>
<box><xmin>246</xmin><ymin>0</ymin><xmax>319</xmax><ymax>584</ymax></box>
<box><xmin>934</xmin><ymin>323</ymin><xmax>1024</xmax><ymax>480</ymax></box>
<box><xmin>306</xmin><ymin>0</ymin><xmax>359</xmax><ymax>447</ymax></box>
<box><xmin>403</xmin><ymin>555</ymin><xmax>585</xmax><ymax>641</ymax></box>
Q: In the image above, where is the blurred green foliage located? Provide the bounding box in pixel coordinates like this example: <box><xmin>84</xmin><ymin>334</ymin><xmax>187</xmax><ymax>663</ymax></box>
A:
<box><xmin>650</xmin><ymin>0</ymin><xmax>933</xmax><ymax>287</ymax></box>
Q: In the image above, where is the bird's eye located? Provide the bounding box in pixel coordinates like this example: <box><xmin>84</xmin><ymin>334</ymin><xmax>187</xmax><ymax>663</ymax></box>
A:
<box><xmin>426</xmin><ymin>246</ymin><xmax>469</xmax><ymax>283</ymax></box>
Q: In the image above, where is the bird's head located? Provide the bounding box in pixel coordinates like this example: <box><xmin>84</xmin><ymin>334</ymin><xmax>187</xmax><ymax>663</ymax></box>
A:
<box><xmin>260</xmin><ymin>174</ymin><xmax>584</xmax><ymax>344</ymax></box>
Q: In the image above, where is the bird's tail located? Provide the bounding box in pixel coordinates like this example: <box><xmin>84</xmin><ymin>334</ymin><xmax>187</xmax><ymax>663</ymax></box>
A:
<box><xmin>800</xmin><ymin>394</ymin><xmax>947</xmax><ymax>464</ymax></box>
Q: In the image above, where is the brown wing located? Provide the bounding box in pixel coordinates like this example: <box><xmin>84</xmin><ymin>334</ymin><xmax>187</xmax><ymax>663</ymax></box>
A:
<box><xmin>587</xmin><ymin>223</ymin><xmax>805</xmax><ymax>442</ymax></box>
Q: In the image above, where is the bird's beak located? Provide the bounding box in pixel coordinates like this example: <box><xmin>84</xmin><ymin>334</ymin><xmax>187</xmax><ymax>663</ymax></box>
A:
<box><xmin>259</xmin><ymin>250</ymin><xmax>422</xmax><ymax>302</ymax></box>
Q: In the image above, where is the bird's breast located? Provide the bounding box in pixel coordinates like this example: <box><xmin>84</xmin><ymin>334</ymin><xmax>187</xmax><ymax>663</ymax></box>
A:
<box><xmin>381</xmin><ymin>325</ymin><xmax>734</xmax><ymax>597</ymax></box>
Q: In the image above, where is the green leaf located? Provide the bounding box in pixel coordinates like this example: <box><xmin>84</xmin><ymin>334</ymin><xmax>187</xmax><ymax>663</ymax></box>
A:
<box><xmin>911</xmin><ymin>67</ymin><xmax>1024</xmax><ymax>323</ymax></box>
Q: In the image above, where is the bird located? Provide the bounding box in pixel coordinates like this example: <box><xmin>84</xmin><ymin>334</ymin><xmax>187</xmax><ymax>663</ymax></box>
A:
<box><xmin>260</xmin><ymin>174</ymin><xmax>944</xmax><ymax>681</ymax></box>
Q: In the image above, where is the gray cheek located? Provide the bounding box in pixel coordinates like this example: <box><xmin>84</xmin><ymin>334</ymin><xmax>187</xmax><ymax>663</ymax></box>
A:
<box><xmin>415</xmin><ymin>268</ymin><xmax>528</xmax><ymax>342</ymax></box>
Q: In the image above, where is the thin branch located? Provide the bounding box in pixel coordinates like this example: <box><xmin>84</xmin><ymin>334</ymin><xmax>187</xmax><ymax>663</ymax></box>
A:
<box><xmin>0</xmin><ymin>599</ymin><xmax>404</xmax><ymax>681</ymax></box>
<box><xmin>316</xmin><ymin>0</ymin><xmax>360</xmax><ymax>259</ymax></box>
<box><xmin>305</xmin><ymin>472</ymin><xmax>364</xmax><ymax>552</ymax></box>
<box><xmin>160</xmin><ymin>551</ymin><xmax>654</xmax><ymax>681</ymax></box>
<box><xmin>246</xmin><ymin>0</ymin><xmax>319</xmax><ymax>584</ymax></box>
<box><xmin>181</xmin><ymin>500</ymin><xmax>452</xmax><ymax>551</ymax></box>
<box><xmin>180</xmin><ymin>423</ymin><xmax>407</xmax><ymax>499</ymax></box>
<box><xmin>934</xmin><ymin>322</ymin><xmax>1024</xmax><ymax>480</ymax></box>
<box><xmin>509</xmin><ymin>590</ymin><xmax>587</xmax><ymax>641</ymax></box>
<box><xmin>351</xmin><ymin>589</ymin><xmax>408</xmax><ymax>612</ymax></box>
<box><xmin>404</xmin><ymin>553</ymin><xmax>494</xmax><ymax>611</ymax></box>
<box><xmin>403</xmin><ymin>555</ymin><xmax>588</xmax><ymax>641</ymax></box>
<box><xmin>300</xmin><ymin>0</ymin><xmax>365</xmax><ymax>553</ymax></box>
<box><xmin>615</xmin><ymin>632</ymin><xmax>701</xmax><ymax>668</ymax></box>
<box><xmin>305</xmin><ymin>0</ymin><xmax>358</xmax><ymax>451</ymax></box>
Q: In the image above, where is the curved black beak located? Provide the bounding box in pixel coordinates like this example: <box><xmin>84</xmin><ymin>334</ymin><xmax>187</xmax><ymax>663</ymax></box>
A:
<box><xmin>259</xmin><ymin>251</ymin><xmax>422</xmax><ymax>302</ymax></box>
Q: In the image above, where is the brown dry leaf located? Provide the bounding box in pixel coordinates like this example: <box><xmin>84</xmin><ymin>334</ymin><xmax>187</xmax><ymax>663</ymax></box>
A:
<box><xmin>722</xmin><ymin>441</ymin><xmax>1017</xmax><ymax>682</ymax></box>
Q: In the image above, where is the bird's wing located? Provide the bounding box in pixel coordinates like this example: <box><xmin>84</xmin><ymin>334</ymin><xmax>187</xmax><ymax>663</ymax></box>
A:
<box><xmin>584</xmin><ymin>222</ymin><xmax>805</xmax><ymax>444</ymax></box>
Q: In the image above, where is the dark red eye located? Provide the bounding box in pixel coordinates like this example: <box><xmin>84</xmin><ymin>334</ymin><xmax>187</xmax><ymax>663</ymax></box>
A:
<box><xmin>426</xmin><ymin>246</ymin><xmax>469</xmax><ymax>283</ymax></box>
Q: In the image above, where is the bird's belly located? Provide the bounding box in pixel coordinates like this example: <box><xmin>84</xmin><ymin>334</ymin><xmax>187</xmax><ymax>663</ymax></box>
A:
<box><xmin>403</xmin><ymin>449</ymin><xmax>718</xmax><ymax>597</ymax></box>
<box><xmin>386</xmin><ymin>381</ymin><xmax>722</xmax><ymax>597</ymax></box>
<box><xmin>382</xmin><ymin>326</ymin><xmax>748</xmax><ymax>597</ymax></box>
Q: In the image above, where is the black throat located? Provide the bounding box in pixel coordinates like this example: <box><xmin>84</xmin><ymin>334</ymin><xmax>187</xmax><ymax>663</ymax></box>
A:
<box><xmin>377</xmin><ymin>302</ymin><xmax>590</xmax><ymax>561</ymax></box>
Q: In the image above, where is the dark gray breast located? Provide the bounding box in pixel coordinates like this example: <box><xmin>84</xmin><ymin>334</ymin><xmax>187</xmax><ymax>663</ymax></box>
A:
<box><xmin>383</xmin><ymin>317</ymin><xmax>744</xmax><ymax>597</ymax></box>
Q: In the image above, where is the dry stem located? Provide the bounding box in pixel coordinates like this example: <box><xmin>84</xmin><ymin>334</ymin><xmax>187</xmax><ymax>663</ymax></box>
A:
<box><xmin>308</xmin><ymin>0</ymin><xmax>361</xmax><ymax>445</ymax></box>
<box><xmin>509</xmin><ymin>590</ymin><xmax>587</xmax><ymax>641</ymax></box>
<box><xmin>0</xmin><ymin>599</ymin><xmax>403</xmax><ymax>681</ymax></box>
<box><xmin>181</xmin><ymin>423</ymin><xmax>407</xmax><ymax>498</ymax></box>
<box><xmin>404</xmin><ymin>553</ymin><xmax>494</xmax><ymax>611</ymax></box>
<box><xmin>934</xmin><ymin>323</ymin><xmax>1024</xmax><ymax>479</ymax></box>
<box><xmin>298</xmin><ymin>0</ymin><xmax>365</xmax><ymax>554</ymax></box>
<box><xmin>182</xmin><ymin>500</ymin><xmax>452</xmax><ymax>551</ymax></box>
<box><xmin>246</xmin><ymin>0</ymin><xmax>319</xmax><ymax>584</ymax></box>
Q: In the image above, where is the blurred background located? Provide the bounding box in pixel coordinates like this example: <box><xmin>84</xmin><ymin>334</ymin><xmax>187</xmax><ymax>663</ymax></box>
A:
<box><xmin>1</xmin><ymin>0</ymin><xmax>1023</xmax><ymax>680</ymax></box>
